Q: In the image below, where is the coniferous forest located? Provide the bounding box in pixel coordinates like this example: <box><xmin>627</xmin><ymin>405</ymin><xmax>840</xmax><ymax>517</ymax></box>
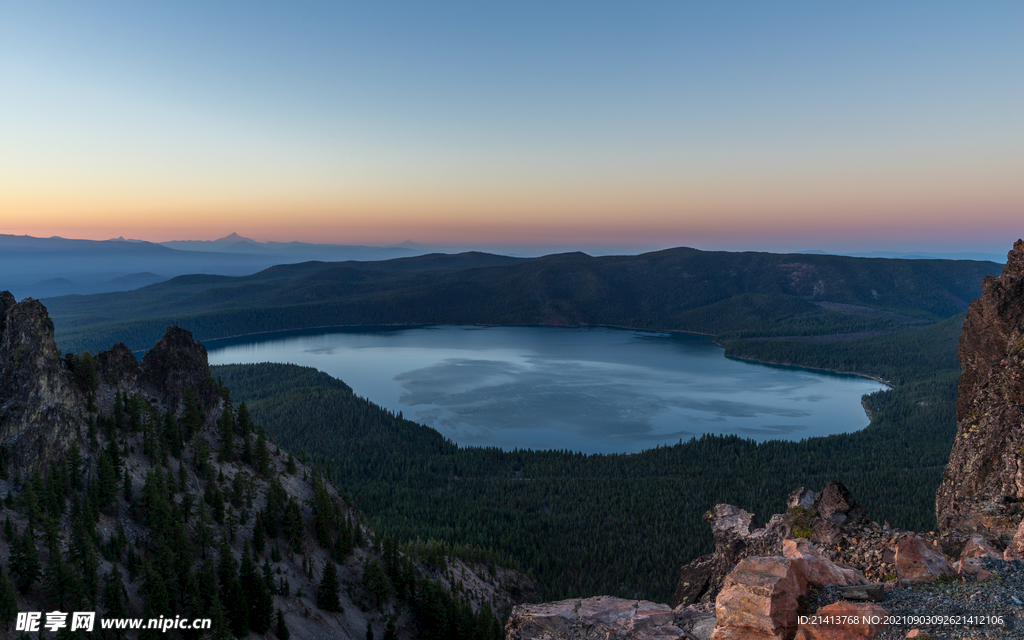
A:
<box><xmin>35</xmin><ymin>249</ymin><xmax>998</xmax><ymax>606</ymax></box>
<box><xmin>213</xmin><ymin>311</ymin><xmax>960</xmax><ymax>603</ymax></box>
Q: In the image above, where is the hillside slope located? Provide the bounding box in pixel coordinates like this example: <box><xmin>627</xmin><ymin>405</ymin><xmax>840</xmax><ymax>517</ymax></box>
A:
<box><xmin>0</xmin><ymin>293</ymin><xmax>529</xmax><ymax>639</ymax></box>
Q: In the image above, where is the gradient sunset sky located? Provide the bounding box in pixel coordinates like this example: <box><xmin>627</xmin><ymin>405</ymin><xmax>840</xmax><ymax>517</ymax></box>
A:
<box><xmin>1</xmin><ymin>2</ymin><xmax>1021</xmax><ymax>254</ymax></box>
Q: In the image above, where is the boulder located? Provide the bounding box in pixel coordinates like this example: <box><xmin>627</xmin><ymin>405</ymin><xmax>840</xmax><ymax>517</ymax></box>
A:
<box><xmin>783</xmin><ymin>539</ymin><xmax>867</xmax><ymax>587</ymax></box>
<box><xmin>956</xmin><ymin>533</ymin><xmax>1003</xmax><ymax>577</ymax></box>
<box><xmin>894</xmin><ymin>536</ymin><xmax>954</xmax><ymax>584</ymax></box>
<box><xmin>505</xmin><ymin>596</ymin><xmax>685</xmax><ymax>640</ymax></box>
<box><xmin>813</xmin><ymin>482</ymin><xmax>870</xmax><ymax>529</ymax></box>
<box><xmin>1006</xmin><ymin>519</ymin><xmax>1024</xmax><ymax>561</ymax></box>
<box><xmin>793</xmin><ymin>602</ymin><xmax>889</xmax><ymax>640</ymax></box>
<box><xmin>711</xmin><ymin>557</ymin><xmax>806</xmax><ymax>640</ymax></box>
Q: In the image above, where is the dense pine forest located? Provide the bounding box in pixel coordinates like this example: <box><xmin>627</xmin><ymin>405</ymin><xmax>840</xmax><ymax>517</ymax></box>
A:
<box><xmin>45</xmin><ymin>249</ymin><xmax>998</xmax><ymax>355</ymax></box>
<box><xmin>213</xmin><ymin>317</ymin><xmax>959</xmax><ymax>603</ymax></box>
<box><xmin>37</xmin><ymin>248</ymin><xmax>1001</xmax><ymax>605</ymax></box>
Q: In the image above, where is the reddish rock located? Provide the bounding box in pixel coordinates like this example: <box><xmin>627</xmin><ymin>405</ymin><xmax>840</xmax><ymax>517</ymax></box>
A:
<box><xmin>1006</xmin><ymin>519</ymin><xmax>1024</xmax><ymax>561</ymax></box>
<box><xmin>956</xmin><ymin>533</ymin><xmax>1004</xmax><ymax>578</ymax></box>
<box><xmin>711</xmin><ymin>557</ymin><xmax>806</xmax><ymax>640</ymax></box>
<box><xmin>671</xmin><ymin>504</ymin><xmax>787</xmax><ymax>608</ymax></box>
<box><xmin>894</xmin><ymin>536</ymin><xmax>954</xmax><ymax>584</ymax></box>
<box><xmin>960</xmin><ymin>533</ymin><xmax>1002</xmax><ymax>560</ymax></box>
<box><xmin>793</xmin><ymin>602</ymin><xmax>889</xmax><ymax>640</ymax></box>
<box><xmin>783</xmin><ymin>539</ymin><xmax>868</xmax><ymax>587</ymax></box>
<box><xmin>936</xmin><ymin>240</ymin><xmax>1024</xmax><ymax>539</ymax></box>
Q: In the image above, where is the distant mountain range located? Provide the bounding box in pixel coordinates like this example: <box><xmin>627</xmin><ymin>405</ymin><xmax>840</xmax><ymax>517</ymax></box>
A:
<box><xmin>0</xmin><ymin>233</ymin><xmax>423</xmax><ymax>298</ymax></box>
<box><xmin>42</xmin><ymin>246</ymin><xmax>1002</xmax><ymax>356</ymax></box>
<box><xmin>1</xmin><ymin>232</ymin><xmax>1007</xmax><ymax>300</ymax></box>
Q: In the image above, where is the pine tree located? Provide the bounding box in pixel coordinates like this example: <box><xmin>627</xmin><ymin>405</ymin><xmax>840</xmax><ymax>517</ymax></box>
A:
<box><xmin>43</xmin><ymin>548</ymin><xmax>76</xmax><ymax>610</ymax></box>
<box><xmin>217</xmin><ymin>542</ymin><xmax>248</xmax><ymax>638</ymax></box>
<box><xmin>240</xmin><ymin>543</ymin><xmax>272</xmax><ymax>634</ymax></box>
<box><xmin>123</xmin><ymin>469</ymin><xmax>133</xmax><ymax>503</ymax></box>
<box><xmin>237</xmin><ymin>402</ymin><xmax>253</xmax><ymax>436</ymax></box>
<box><xmin>218</xmin><ymin>406</ymin><xmax>235</xmax><ymax>462</ymax></box>
<box><xmin>11</xmin><ymin>526</ymin><xmax>40</xmax><ymax>594</ymax></box>
<box><xmin>275</xmin><ymin>609</ymin><xmax>290</xmax><ymax>640</ymax></box>
<box><xmin>316</xmin><ymin>560</ymin><xmax>340</xmax><ymax>612</ymax></box>
<box><xmin>164</xmin><ymin>411</ymin><xmax>183</xmax><ymax>459</ymax></box>
<box><xmin>254</xmin><ymin>432</ymin><xmax>271</xmax><ymax>476</ymax></box>
<box><xmin>253</xmin><ymin>512</ymin><xmax>266</xmax><ymax>555</ymax></box>
<box><xmin>101</xmin><ymin>565</ymin><xmax>128</xmax><ymax>619</ymax></box>
<box><xmin>365</xmin><ymin>620</ymin><xmax>375</xmax><ymax>640</ymax></box>
<box><xmin>0</xmin><ymin>565</ymin><xmax>18</xmax><ymax>631</ymax></box>
<box><xmin>383</xmin><ymin>616</ymin><xmax>398</xmax><ymax>640</ymax></box>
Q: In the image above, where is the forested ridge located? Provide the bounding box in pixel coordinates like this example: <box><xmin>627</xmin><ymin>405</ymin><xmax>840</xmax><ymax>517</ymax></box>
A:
<box><xmin>37</xmin><ymin>247</ymin><xmax>1002</xmax><ymax>604</ymax></box>
<box><xmin>46</xmin><ymin>249</ymin><xmax>999</xmax><ymax>355</ymax></box>
<box><xmin>213</xmin><ymin>330</ymin><xmax>959</xmax><ymax>603</ymax></box>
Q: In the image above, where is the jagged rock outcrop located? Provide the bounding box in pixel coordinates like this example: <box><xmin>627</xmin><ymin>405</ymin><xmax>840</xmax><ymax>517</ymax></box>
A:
<box><xmin>0</xmin><ymin>294</ymin><xmax>85</xmax><ymax>468</ymax></box>
<box><xmin>1</xmin><ymin>291</ymin><xmax>220</xmax><ymax>470</ymax></box>
<box><xmin>89</xmin><ymin>328</ymin><xmax>220</xmax><ymax>419</ymax></box>
<box><xmin>671</xmin><ymin>482</ymin><xmax>869</xmax><ymax>607</ymax></box>
<box><xmin>671</xmin><ymin>504</ymin><xmax>787</xmax><ymax>608</ymax></box>
<box><xmin>936</xmin><ymin>240</ymin><xmax>1024</xmax><ymax>541</ymax></box>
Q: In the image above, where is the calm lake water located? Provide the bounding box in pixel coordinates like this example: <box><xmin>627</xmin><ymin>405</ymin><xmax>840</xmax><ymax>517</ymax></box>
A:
<box><xmin>206</xmin><ymin>325</ymin><xmax>886</xmax><ymax>454</ymax></box>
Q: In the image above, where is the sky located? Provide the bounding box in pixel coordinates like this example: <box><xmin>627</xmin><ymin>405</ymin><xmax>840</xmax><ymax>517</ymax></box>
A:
<box><xmin>1</xmin><ymin>1</ymin><xmax>1021</xmax><ymax>254</ymax></box>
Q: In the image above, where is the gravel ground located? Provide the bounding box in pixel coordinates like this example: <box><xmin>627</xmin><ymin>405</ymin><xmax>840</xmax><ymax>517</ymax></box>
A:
<box><xmin>809</xmin><ymin>558</ymin><xmax>1024</xmax><ymax>639</ymax></box>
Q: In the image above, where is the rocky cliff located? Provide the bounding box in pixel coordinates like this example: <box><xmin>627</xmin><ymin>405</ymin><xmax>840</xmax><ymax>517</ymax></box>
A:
<box><xmin>935</xmin><ymin>239</ymin><xmax>1024</xmax><ymax>541</ymax></box>
<box><xmin>1</xmin><ymin>292</ymin><xmax>221</xmax><ymax>470</ymax></box>
<box><xmin>0</xmin><ymin>293</ymin><xmax>85</xmax><ymax>469</ymax></box>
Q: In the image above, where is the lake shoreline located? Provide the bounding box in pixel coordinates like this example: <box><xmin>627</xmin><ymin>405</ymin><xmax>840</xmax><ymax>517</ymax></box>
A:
<box><xmin>207</xmin><ymin>323</ymin><xmax>887</xmax><ymax>453</ymax></box>
<box><xmin>197</xmin><ymin>320</ymin><xmax>890</xmax><ymax>388</ymax></box>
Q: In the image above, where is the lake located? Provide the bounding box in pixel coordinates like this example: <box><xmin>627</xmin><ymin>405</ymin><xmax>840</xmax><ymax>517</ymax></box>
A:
<box><xmin>206</xmin><ymin>325</ymin><xmax>887</xmax><ymax>454</ymax></box>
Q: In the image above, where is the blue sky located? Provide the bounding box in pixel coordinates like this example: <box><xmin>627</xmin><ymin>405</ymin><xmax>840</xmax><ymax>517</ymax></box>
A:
<box><xmin>1</xmin><ymin>1</ymin><xmax>1021</xmax><ymax>253</ymax></box>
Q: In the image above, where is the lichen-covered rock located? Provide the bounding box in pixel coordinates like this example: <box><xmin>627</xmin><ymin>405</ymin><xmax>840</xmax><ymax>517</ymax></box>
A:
<box><xmin>936</xmin><ymin>240</ymin><xmax>1024</xmax><ymax>540</ymax></box>
<box><xmin>711</xmin><ymin>556</ymin><xmax>807</xmax><ymax>640</ymax></box>
<box><xmin>894</xmin><ymin>536</ymin><xmax>954</xmax><ymax>584</ymax></box>
<box><xmin>505</xmin><ymin>596</ymin><xmax>685</xmax><ymax>639</ymax></box>
<box><xmin>792</xmin><ymin>602</ymin><xmax>889</xmax><ymax>640</ymax></box>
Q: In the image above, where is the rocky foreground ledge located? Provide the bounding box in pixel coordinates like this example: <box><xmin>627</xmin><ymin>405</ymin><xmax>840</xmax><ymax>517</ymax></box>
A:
<box><xmin>505</xmin><ymin>484</ymin><xmax>1024</xmax><ymax>640</ymax></box>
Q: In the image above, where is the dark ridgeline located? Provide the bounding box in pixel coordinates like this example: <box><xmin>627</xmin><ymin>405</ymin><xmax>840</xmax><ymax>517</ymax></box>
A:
<box><xmin>46</xmin><ymin>247</ymin><xmax>999</xmax><ymax>355</ymax></box>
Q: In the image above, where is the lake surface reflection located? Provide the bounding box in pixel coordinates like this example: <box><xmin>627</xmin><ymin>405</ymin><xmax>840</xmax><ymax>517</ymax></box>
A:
<box><xmin>206</xmin><ymin>325</ymin><xmax>886</xmax><ymax>454</ymax></box>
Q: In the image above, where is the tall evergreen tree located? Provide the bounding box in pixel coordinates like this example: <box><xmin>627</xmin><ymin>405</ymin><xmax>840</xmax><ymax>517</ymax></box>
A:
<box><xmin>0</xmin><ymin>565</ymin><xmax>18</xmax><ymax>631</ymax></box>
<box><xmin>316</xmin><ymin>560</ymin><xmax>340</xmax><ymax>612</ymax></box>
<box><xmin>10</xmin><ymin>526</ymin><xmax>40</xmax><ymax>594</ymax></box>
<box><xmin>239</xmin><ymin>543</ymin><xmax>272</xmax><ymax>634</ymax></box>
<box><xmin>218</xmin><ymin>406</ymin><xmax>235</xmax><ymax>462</ymax></box>
<box><xmin>275</xmin><ymin>609</ymin><xmax>290</xmax><ymax>640</ymax></box>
